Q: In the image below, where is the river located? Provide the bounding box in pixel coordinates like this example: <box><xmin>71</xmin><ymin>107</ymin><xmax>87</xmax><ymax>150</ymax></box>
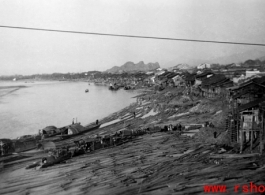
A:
<box><xmin>0</xmin><ymin>81</ymin><xmax>139</xmax><ymax>139</ymax></box>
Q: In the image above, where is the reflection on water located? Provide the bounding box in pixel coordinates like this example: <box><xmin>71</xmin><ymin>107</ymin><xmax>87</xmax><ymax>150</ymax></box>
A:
<box><xmin>0</xmin><ymin>81</ymin><xmax>139</xmax><ymax>139</ymax></box>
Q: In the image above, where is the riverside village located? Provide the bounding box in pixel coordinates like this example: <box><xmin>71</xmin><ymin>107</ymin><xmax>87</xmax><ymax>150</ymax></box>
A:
<box><xmin>1</xmin><ymin>60</ymin><xmax>265</xmax><ymax>195</ymax></box>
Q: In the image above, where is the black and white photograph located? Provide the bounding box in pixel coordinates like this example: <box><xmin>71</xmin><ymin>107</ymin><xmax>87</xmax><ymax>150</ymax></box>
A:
<box><xmin>1</xmin><ymin>0</ymin><xmax>265</xmax><ymax>194</ymax></box>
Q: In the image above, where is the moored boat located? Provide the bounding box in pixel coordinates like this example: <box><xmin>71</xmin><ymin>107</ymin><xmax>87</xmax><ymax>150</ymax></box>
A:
<box><xmin>124</xmin><ymin>86</ymin><xmax>131</xmax><ymax>90</ymax></box>
<box><xmin>41</xmin><ymin>126</ymin><xmax>61</xmax><ymax>138</ymax></box>
<box><xmin>59</xmin><ymin>123</ymin><xmax>101</xmax><ymax>140</ymax></box>
<box><xmin>109</xmin><ymin>86</ymin><xmax>119</xmax><ymax>90</ymax></box>
<box><xmin>109</xmin><ymin>83</ymin><xmax>119</xmax><ymax>90</ymax></box>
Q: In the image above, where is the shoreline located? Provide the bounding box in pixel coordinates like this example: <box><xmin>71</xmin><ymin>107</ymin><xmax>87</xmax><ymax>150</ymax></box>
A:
<box><xmin>0</xmin><ymin>81</ymin><xmax>141</xmax><ymax>139</ymax></box>
<box><xmin>1</xmin><ymin>86</ymin><xmax>265</xmax><ymax>194</ymax></box>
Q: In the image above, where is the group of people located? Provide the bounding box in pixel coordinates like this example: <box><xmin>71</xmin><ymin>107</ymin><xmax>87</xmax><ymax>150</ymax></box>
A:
<box><xmin>205</xmin><ymin>121</ymin><xmax>215</xmax><ymax>128</ymax></box>
<box><xmin>160</xmin><ymin>123</ymin><xmax>183</xmax><ymax>132</ymax></box>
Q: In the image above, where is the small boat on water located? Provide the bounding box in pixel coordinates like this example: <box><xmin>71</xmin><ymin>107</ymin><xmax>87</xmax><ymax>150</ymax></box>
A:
<box><xmin>85</xmin><ymin>89</ymin><xmax>89</xmax><ymax>93</ymax></box>
<box><xmin>109</xmin><ymin>85</ymin><xmax>119</xmax><ymax>91</ymax></box>
<box><xmin>124</xmin><ymin>86</ymin><xmax>131</xmax><ymax>90</ymax></box>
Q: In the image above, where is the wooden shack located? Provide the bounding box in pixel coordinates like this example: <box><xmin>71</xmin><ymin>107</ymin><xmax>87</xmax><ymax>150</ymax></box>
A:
<box><xmin>228</xmin><ymin>77</ymin><xmax>265</xmax><ymax>153</ymax></box>
<box><xmin>200</xmin><ymin>74</ymin><xmax>232</xmax><ymax>99</ymax></box>
<box><xmin>237</xmin><ymin>98</ymin><xmax>265</xmax><ymax>153</ymax></box>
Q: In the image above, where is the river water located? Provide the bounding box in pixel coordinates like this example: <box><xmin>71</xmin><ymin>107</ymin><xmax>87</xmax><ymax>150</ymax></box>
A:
<box><xmin>0</xmin><ymin>81</ymin><xmax>139</xmax><ymax>139</ymax></box>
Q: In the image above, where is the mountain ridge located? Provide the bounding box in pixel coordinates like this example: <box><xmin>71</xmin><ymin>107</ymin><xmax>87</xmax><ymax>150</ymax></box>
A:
<box><xmin>105</xmin><ymin>61</ymin><xmax>160</xmax><ymax>73</ymax></box>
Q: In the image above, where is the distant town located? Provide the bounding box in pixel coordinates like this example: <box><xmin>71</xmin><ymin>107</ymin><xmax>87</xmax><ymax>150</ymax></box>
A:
<box><xmin>1</xmin><ymin>58</ymin><xmax>264</xmax><ymax>92</ymax></box>
<box><xmin>1</xmin><ymin>57</ymin><xmax>265</xmax><ymax>193</ymax></box>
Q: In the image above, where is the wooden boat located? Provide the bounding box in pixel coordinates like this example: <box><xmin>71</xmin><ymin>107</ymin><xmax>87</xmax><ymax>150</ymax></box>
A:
<box><xmin>124</xmin><ymin>86</ymin><xmax>131</xmax><ymax>90</ymax></box>
<box><xmin>109</xmin><ymin>84</ymin><xmax>119</xmax><ymax>90</ymax></box>
<box><xmin>58</xmin><ymin>123</ymin><xmax>101</xmax><ymax>140</ymax></box>
<box><xmin>41</xmin><ymin>126</ymin><xmax>61</xmax><ymax>138</ymax></box>
<box><xmin>41</xmin><ymin>124</ymin><xmax>75</xmax><ymax>139</ymax></box>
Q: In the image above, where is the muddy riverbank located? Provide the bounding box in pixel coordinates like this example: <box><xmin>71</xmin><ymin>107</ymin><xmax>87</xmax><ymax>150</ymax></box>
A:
<box><xmin>1</xmin><ymin>87</ymin><xmax>265</xmax><ymax>195</ymax></box>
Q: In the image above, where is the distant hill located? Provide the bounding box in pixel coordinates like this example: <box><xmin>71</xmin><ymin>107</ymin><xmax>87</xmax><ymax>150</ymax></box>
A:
<box><xmin>167</xmin><ymin>64</ymin><xmax>194</xmax><ymax>71</ymax></box>
<box><xmin>105</xmin><ymin>61</ymin><xmax>160</xmax><ymax>73</ymax></box>
<box><xmin>86</xmin><ymin>71</ymin><xmax>101</xmax><ymax>75</ymax></box>
<box><xmin>258</xmin><ymin>55</ymin><xmax>265</xmax><ymax>62</ymax></box>
<box><xmin>208</xmin><ymin>49</ymin><xmax>265</xmax><ymax>65</ymax></box>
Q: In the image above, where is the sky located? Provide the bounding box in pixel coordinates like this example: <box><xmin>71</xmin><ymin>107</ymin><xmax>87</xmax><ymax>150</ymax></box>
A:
<box><xmin>0</xmin><ymin>0</ymin><xmax>265</xmax><ymax>75</ymax></box>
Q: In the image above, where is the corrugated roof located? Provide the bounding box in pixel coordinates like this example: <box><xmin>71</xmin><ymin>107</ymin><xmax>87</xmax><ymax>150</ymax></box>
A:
<box><xmin>251</xmin><ymin>76</ymin><xmax>265</xmax><ymax>85</ymax></box>
<box><xmin>157</xmin><ymin>72</ymin><xmax>168</xmax><ymax>78</ymax></box>
<box><xmin>233</xmin><ymin>81</ymin><xmax>265</xmax><ymax>92</ymax></box>
<box><xmin>214</xmin><ymin>79</ymin><xmax>233</xmax><ymax>87</ymax></box>
<box><xmin>196</xmin><ymin>71</ymin><xmax>214</xmax><ymax>79</ymax></box>
<box><xmin>237</xmin><ymin>76</ymin><xmax>265</xmax><ymax>87</ymax></box>
<box><xmin>183</xmin><ymin>72</ymin><xmax>196</xmax><ymax>81</ymax></box>
<box><xmin>166</xmin><ymin>72</ymin><xmax>178</xmax><ymax>79</ymax></box>
<box><xmin>232</xmin><ymin>83</ymin><xmax>265</xmax><ymax>99</ymax></box>
<box><xmin>201</xmin><ymin>74</ymin><xmax>227</xmax><ymax>86</ymax></box>
<box><xmin>163</xmin><ymin>72</ymin><xmax>173</xmax><ymax>77</ymax></box>
<box><xmin>238</xmin><ymin>97</ymin><xmax>265</xmax><ymax>112</ymax></box>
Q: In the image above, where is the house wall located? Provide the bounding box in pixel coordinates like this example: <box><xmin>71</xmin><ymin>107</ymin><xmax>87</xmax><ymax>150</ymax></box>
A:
<box><xmin>172</xmin><ymin>76</ymin><xmax>185</xmax><ymax>87</ymax></box>
<box><xmin>197</xmin><ymin>63</ymin><xmax>211</xmax><ymax>69</ymax></box>
<box><xmin>238</xmin><ymin>110</ymin><xmax>260</xmax><ymax>145</ymax></box>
